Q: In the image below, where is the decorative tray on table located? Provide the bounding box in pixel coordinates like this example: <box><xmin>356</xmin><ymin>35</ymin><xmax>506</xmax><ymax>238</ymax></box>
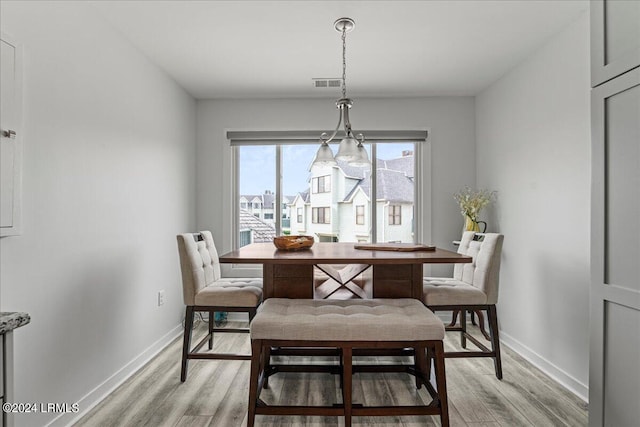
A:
<box><xmin>353</xmin><ymin>243</ymin><xmax>435</xmax><ymax>252</ymax></box>
<box><xmin>273</xmin><ymin>235</ymin><xmax>314</xmax><ymax>251</ymax></box>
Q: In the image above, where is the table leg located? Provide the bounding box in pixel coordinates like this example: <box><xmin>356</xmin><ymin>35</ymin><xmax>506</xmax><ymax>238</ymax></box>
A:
<box><xmin>263</xmin><ymin>264</ymin><xmax>314</xmax><ymax>299</ymax></box>
<box><xmin>263</xmin><ymin>264</ymin><xmax>274</xmax><ymax>300</ymax></box>
<box><xmin>372</xmin><ymin>264</ymin><xmax>422</xmax><ymax>299</ymax></box>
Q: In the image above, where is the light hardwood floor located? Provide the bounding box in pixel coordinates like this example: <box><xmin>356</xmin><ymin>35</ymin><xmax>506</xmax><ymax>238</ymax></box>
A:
<box><xmin>75</xmin><ymin>320</ymin><xmax>588</xmax><ymax>427</ymax></box>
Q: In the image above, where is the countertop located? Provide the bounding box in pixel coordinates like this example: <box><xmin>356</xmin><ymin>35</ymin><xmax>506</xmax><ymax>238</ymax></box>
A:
<box><xmin>0</xmin><ymin>311</ymin><xmax>31</xmax><ymax>334</ymax></box>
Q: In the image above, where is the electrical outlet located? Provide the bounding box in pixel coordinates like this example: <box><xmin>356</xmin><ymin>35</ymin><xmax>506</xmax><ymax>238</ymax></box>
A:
<box><xmin>158</xmin><ymin>290</ymin><xmax>165</xmax><ymax>306</ymax></box>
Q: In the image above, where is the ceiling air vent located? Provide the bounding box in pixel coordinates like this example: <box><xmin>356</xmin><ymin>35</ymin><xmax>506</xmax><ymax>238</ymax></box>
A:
<box><xmin>312</xmin><ymin>78</ymin><xmax>342</xmax><ymax>88</ymax></box>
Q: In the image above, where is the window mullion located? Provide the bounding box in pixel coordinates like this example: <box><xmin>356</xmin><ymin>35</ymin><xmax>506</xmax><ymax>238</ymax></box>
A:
<box><xmin>371</xmin><ymin>143</ymin><xmax>377</xmax><ymax>243</ymax></box>
<box><xmin>275</xmin><ymin>145</ymin><xmax>282</xmax><ymax>236</ymax></box>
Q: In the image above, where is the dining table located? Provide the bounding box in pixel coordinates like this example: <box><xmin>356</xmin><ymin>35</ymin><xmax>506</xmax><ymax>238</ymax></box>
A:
<box><xmin>219</xmin><ymin>242</ymin><xmax>472</xmax><ymax>300</ymax></box>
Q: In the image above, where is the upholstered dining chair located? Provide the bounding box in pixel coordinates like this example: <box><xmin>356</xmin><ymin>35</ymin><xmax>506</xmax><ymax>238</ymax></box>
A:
<box><xmin>177</xmin><ymin>231</ymin><xmax>263</xmax><ymax>382</ymax></box>
<box><xmin>424</xmin><ymin>231</ymin><xmax>504</xmax><ymax>379</ymax></box>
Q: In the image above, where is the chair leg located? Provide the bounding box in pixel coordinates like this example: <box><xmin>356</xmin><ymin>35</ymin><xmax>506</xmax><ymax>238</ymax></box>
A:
<box><xmin>488</xmin><ymin>305</ymin><xmax>503</xmax><ymax>380</ymax></box>
<box><xmin>433</xmin><ymin>341</ymin><xmax>450</xmax><ymax>427</ymax></box>
<box><xmin>247</xmin><ymin>339</ymin><xmax>262</xmax><ymax>427</ymax></box>
<box><xmin>181</xmin><ymin>306</ymin><xmax>195</xmax><ymax>382</ymax></box>
<box><xmin>447</xmin><ymin>310</ymin><xmax>459</xmax><ymax>327</ymax></box>
<box><xmin>208</xmin><ymin>310</ymin><xmax>214</xmax><ymax>350</ymax></box>
<box><xmin>460</xmin><ymin>309</ymin><xmax>467</xmax><ymax>349</ymax></box>
<box><xmin>474</xmin><ymin>310</ymin><xmax>491</xmax><ymax>340</ymax></box>
<box><xmin>342</xmin><ymin>346</ymin><xmax>353</xmax><ymax>427</ymax></box>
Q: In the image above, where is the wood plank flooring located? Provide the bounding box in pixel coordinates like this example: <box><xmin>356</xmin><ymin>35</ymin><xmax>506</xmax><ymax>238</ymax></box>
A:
<box><xmin>74</xmin><ymin>320</ymin><xmax>588</xmax><ymax>427</ymax></box>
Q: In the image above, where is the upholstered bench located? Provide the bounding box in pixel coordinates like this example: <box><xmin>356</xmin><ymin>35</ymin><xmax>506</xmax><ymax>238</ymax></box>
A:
<box><xmin>247</xmin><ymin>298</ymin><xmax>449</xmax><ymax>427</ymax></box>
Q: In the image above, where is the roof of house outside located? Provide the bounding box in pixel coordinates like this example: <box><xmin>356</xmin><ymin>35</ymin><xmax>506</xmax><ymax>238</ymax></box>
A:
<box><xmin>342</xmin><ymin>153</ymin><xmax>414</xmax><ymax>203</ymax></box>
<box><xmin>286</xmin><ymin>152</ymin><xmax>415</xmax><ymax>205</ymax></box>
<box><xmin>239</xmin><ymin>209</ymin><xmax>276</xmax><ymax>242</ymax></box>
<box><xmin>240</xmin><ymin>191</ymin><xmax>295</xmax><ymax>209</ymax></box>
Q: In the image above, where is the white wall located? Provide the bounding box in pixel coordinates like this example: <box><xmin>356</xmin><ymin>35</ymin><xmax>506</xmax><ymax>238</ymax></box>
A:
<box><xmin>476</xmin><ymin>13</ymin><xmax>590</xmax><ymax>399</ymax></box>
<box><xmin>0</xmin><ymin>2</ymin><xmax>196</xmax><ymax>426</ymax></box>
<box><xmin>196</xmin><ymin>97</ymin><xmax>476</xmax><ymax>276</ymax></box>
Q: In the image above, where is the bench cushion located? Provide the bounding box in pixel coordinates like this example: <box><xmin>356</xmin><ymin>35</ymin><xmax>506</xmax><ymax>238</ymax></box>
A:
<box><xmin>251</xmin><ymin>298</ymin><xmax>444</xmax><ymax>341</ymax></box>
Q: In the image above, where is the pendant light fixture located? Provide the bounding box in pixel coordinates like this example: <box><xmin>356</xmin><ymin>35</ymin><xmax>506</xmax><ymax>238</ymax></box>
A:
<box><xmin>312</xmin><ymin>17</ymin><xmax>370</xmax><ymax>167</ymax></box>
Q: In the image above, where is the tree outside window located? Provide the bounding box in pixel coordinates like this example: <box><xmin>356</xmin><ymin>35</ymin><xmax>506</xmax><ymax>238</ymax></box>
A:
<box><xmin>389</xmin><ymin>205</ymin><xmax>401</xmax><ymax>225</ymax></box>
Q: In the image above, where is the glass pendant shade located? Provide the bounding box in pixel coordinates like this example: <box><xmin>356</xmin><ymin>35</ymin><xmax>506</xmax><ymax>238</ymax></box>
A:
<box><xmin>349</xmin><ymin>144</ymin><xmax>370</xmax><ymax>167</ymax></box>
<box><xmin>312</xmin><ymin>143</ymin><xmax>337</xmax><ymax>166</ymax></box>
<box><xmin>335</xmin><ymin>136</ymin><xmax>360</xmax><ymax>161</ymax></box>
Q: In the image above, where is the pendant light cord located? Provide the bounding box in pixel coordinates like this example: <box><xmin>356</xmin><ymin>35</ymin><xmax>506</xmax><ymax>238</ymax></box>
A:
<box><xmin>341</xmin><ymin>26</ymin><xmax>347</xmax><ymax>99</ymax></box>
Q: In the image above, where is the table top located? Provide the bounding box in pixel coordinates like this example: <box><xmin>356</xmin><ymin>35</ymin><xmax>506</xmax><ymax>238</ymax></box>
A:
<box><xmin>219</xmin><ymin>242</ymin><xmax>472</xmax><ymax>265</ymax></box>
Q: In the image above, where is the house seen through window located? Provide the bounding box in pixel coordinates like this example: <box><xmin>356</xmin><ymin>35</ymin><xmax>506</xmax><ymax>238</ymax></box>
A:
<box><xmin>235</xmin><ymin>142</ymin><xmax>417</xmax><ymax>247</ymax></box>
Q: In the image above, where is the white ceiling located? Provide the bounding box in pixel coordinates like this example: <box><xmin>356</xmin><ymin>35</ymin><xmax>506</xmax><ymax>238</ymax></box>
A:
<box><xmin>88</xmin><ymin>0</ymin><xmax>588</xmax><ymax>99</ymax></box>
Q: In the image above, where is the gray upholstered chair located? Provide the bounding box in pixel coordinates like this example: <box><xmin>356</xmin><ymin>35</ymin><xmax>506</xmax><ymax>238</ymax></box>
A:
<box><xmin>424</xmin><ymin>231</ymin><xmax>504</xmax><ymax>379</ymax></box>
<box><xmin>177</xmin><ymin>231</ymin><xmax>263</xmax><ymax>382</ymax></box>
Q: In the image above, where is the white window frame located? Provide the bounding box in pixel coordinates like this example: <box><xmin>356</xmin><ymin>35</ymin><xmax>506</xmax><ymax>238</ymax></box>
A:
<box><xmin>312</xmin><ymin>175</ymin><xmax>331</xmax><ymax>193</ymax></box>
<box><xmin>389</xmin><ymin>205</ymin><xmax>402</xmax><ymax>225</ymax></box>
<box><xmin>356</xmin><ymin>205</ymin><xmax>365</xmax><ymax>225</ymax></box>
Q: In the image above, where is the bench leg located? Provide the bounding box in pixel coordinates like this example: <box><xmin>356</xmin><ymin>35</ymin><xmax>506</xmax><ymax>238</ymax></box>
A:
<box><xmin>434</xmin><ymin>341</ymin><xmax>450</xmax><ymax>427</ymax></box>
<box><xmin>262</xmin><ymin>345</ymin><xmax>272</xmax><ymax>389</ymax></box>
<box><xmin>342</xmin><ymin>346</ymin><xmax>353</xmax><ymax>427</ymax></box>
<box><xmin>248</xmin><ymin>339</ymin><xmax>262</xmax><ymax>427</ymax></box>
<box><xmin>415</xmin><ymin>345</ymin><xmax>427</xmax><ymax>389</ymax></box>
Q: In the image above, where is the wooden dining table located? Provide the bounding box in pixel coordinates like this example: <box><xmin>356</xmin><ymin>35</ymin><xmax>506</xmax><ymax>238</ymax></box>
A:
<box><xmin>219</xmin><ymin>242</ymin><xmax>472</xmax><ymax>300</ymax></box>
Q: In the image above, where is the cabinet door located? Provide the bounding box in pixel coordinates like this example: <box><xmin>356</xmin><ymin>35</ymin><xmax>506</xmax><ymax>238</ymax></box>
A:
<box><xmin>0</xmin><ymin>34</ymin><xmax>22</xmax><ymax>236</ymax></box>
<box><xmin>591</xmin><ymin>0</ymin><xmax>640</xmax><ymax>87</ymax></box>
<box><xmin>589</xmin><ymin>68</ymin><xmax>640</xmax><ymax>427</ymax></box>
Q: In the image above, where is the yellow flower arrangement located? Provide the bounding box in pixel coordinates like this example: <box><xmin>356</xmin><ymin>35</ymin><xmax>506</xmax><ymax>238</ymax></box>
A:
<box><xmin>454</xmin><ymin>186</ymin><xmax>496</xmax><ymax>231</ymax></box>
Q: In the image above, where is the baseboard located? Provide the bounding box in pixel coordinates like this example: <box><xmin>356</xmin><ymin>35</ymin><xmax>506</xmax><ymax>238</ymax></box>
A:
<box><xmin>499</xmin><ymin>331</ymin><xmax>589</xmax><ymax>402</ymax></box>
<box><xmin>46</xmin><ymin>324</ymin><xmax>183</xmax><ymax>427</ymax></box>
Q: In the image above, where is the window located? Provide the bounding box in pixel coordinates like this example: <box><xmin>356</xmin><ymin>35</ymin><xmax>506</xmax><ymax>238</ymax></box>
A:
<box><xmin>356</xmin><ymin>205</ymin><xmax>365</xmax><ymax>225</ymax></box>
<box><xmin>312</xmin><ymin>175</ymin><xmax>331</xmax><ymax>193</ymax></box>
<box><xmin>240</xmin><ymin>202</ymin><xmax>247</xmax><ymax>209</ymax></box>
<box><xmin>389</xmin><ymin>205</ymin><xmax>402</xmax><ymax>225</ymax></box>
<box><xmin>239</xmin><ymin>230</ymin><xmax>252</xmax><ymax>247</ymax></box>
<box><xmin>253</xmin><ymin>202</ymin><xmax>260</xmax><ymax>209</ymax></box>
<box><xmin>233</xmin><ymin>135</ymin><xmax>422</xmax><ymax>248</ymax></box>
<box><xmin>312</xmin><ymin>207</ymin><xmax>330</xmax><ymax>224</ymax></box>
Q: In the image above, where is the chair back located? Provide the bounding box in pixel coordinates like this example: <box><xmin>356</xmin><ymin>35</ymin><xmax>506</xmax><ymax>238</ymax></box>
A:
<box><xmin>453</xmin><ymin>231</ymin><xmax>504</xmax><ymax>304</ymax></box>
<box><xmin>177</xmin><ymin>231</ymin><xmax>222</xmax><ymax>305</ymax></box>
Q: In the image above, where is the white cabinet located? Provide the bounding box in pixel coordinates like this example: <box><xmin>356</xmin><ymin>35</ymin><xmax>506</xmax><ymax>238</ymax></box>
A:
<box><xmin>590</xmin><ymin>3</ymin><xmax>640</xmax><ymax>426</ymax></box>
<box><xmin>0</xmin><ymin>34</ymin><xmax>23</xmax><ymax>237</ymax></box>
<box><xmin>591</xmin><ymin>0</ymin><xmax>640</xmax><ymax>86</ymax></box>
<box><xmin>590</xmin><ymin>68</ymin><xmax>640</xmax><ymax>427</ymax></box>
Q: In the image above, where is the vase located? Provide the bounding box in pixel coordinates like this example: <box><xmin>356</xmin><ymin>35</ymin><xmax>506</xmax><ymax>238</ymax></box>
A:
<box><xmin>464</xmin><ymin>215</ymin><xmax>480</xmax><ymax>232</ymax></box>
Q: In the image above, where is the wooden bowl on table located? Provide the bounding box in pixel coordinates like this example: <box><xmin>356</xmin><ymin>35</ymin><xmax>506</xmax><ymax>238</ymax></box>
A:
<box><xmin>273</xmin><ymin>235</ymin><xmax>314</xmax><ymax>251</ymax></box>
